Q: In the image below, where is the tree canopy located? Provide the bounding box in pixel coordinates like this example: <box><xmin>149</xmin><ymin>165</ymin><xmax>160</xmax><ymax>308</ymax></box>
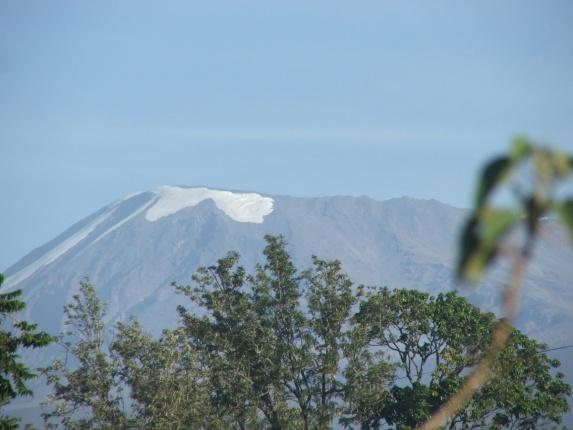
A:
<box><xmin>41</xmin><ymin>237</ymin><xmax>570</xmax><ymax>429</ymax></box>
<box><xmin>351</xmin><ymin>288</ymin><xmax>570</xmax><ymax>429</ymax></box>
<box><xmin>0</xmin><ymin>273</ymin><xmax>52</xmax><ymax>429</ymax></box>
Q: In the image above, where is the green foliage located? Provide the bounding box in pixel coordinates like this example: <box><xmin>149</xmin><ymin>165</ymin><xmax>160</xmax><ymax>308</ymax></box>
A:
<box><xmin>174</xmin><ymin>236</ymin><xmax>569</xmax><ymax>429</ymax></box>
<box><xmin>41</xmin><ymin>236</ymin><xmax>571</xmax><ymax>429</ymax></box>
<box><xmin>42</xmin><ymin>279</ymin><xmax>220</xmax><ymax>429</ymax></box>
<box><xmin>41</xmin><ymin>280</ymin><xmax>129</xmax><ymax>429</ymax></box>
<box><xmin>350</xmin><ymin>288</ymin><xmax>570</xmax><ymax>429</ymax></box>
<box><xmin>458</xmin><ymin>137</ymin><xmax>573</xmax><ymax>282</ymax></box>
<box><xmin>0</xmin><ymin>273</ymin><xmax>52</xmax><ymax>429</ymax></box>
<box><xmin>112</xmin><ymin>321</ymin><xmax>217</xmax><ymax>429</ymax></box>
<box><xmin>480</xmin><ymin>330</ymin><xmax>571</xmax><ymax>429</ymax></box>
<box><xmin>304</xmin><ymin>257</ymin><xmax>363</xmax><ymax>428</ymax></box>
<box><xmin>175</xmin><ymin>235</ymin><xmax>364</xmax><ymax>429</ymax></box>
<box><xmin>443</xmin><ymin>138</ymin><xmax>573</xmax><ymax>430</ymax></box>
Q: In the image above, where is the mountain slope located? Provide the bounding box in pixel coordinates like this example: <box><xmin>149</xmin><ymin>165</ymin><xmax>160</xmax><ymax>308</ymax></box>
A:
<box><xmin>5</xmin><ymin>186</ymin><xmax>572</xmax><ymax>341</ymax></box>
<box><xmin>3</xmin><ymin>186</ymin><xmax>573</xmax><ymax>424</ymax></box>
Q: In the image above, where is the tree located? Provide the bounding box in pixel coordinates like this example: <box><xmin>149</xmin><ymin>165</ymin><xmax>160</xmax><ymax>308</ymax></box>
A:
<box><xmin>41</xmin><ymin>235</ymin><xmax>571</xmax><ymax>429</ymax></box>
<box><xmin>42</xmin><ymin>280</ymin><xmax>217</xmax><ymax>430</ymax></box>
<box><xmin>302</xmin><ymin>257</ymin><xmax>364</xmax><ymax>428</ymax></box>
<box><xmin>176</xmin><ymin>236</ymin><xmax>308</xmax><ymax>429</ymax></box>
<box><xmin>41</xmin><ymin>280</ymin><xmax>129</xmax><ymax>429</ymax></box>
<box><xmin>349</xmin><ymin>288</ymin><xmax>570</xmax><ymax>429</ymax></box>
<box><xmin>176</xmin><ymin>236</ymin><xmax>569</xmax><ymax>428</ymax></box>
<box><xmin>112</xmin><ymin>320</ymin><xmax>217</xmax><ymax>429</ymax></box>
<box><xmin>175</xmin><ymin>235</ymin><xmax>373</xmax><ymax>429</ymax></box>
<box><xmin>0</xmin><ymin>273</ymin><xmax>52</xmax><ymax>430</ymax></box>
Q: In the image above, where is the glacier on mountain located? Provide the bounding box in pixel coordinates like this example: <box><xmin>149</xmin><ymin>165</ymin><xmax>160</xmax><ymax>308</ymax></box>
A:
<box><xmin>145</xmin><ymin>186</ymin><xmax>274</xmax><ymax>223</ymax></box>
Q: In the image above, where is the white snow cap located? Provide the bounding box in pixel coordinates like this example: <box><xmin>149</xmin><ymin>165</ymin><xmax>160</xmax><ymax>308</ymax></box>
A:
<box><xmin>146</xmin><ymin>186</ymin><xmax>274</xmax><ymax>224</ymax></box>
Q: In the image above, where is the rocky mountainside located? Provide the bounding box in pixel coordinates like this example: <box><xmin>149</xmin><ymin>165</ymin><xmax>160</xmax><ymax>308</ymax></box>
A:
<box><xmin>5</xmin><ymin>186</ymin><xmax>572</xmax><ymax>341</ymax></box>
<box><xmin>4</xmin><ymin>186</ymin><xmax>573</xmax><ymax>423</ymax></box>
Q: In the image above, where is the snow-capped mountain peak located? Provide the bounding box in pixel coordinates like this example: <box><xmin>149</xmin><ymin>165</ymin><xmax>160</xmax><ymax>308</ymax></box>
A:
<box><xmin>3</xmin><ymin>186</ymin><xmax>274</xmax><ymax>289</ymax></box>
<box><xmin>146</xmin><ymin>186</ymin><xmax>274</xmax><ymax>223</ymax></box>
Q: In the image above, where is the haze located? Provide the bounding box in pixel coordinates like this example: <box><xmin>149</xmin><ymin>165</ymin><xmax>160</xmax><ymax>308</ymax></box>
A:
<box><xmin>1</xmin><ymin>0</ymin><xmax>573</xmax><ymax>269</ymax></box>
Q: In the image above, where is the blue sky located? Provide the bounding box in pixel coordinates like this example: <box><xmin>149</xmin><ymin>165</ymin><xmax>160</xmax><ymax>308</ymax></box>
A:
<box><xmin>1</xmin><ymin>1</ymin><xmax>573</xmax><ymax>269</ymax></box>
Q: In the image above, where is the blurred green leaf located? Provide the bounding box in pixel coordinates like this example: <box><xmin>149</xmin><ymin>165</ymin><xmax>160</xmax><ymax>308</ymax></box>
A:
<box><xmin>554</xmin><ymin>199</ymin><xmax>573</xmax><ymax>242</ymax></box>
<box><xmin>551</xmin><ymin>151</ymin><xmax>573</xmax><ymax>178</ymax></box>
<box><xmin>475</xmin><ymin>157</ymin><xmax>512</xmax><ymax>208</ymax></box>
<box><xmin>457</xmin><ymin>209</ymin><xmax>519</xmax><ymax>282</ymax></box>
<box><xmin>533</xmin><ymin>149</ymin><xmax>554</xmax><ymax>185</ymax></box>
<box><xmin>457</xmin><ymin>216</ymin><xmax>480</xmax><ymax>281</ymax></box>
<box><xmin>510</xmin><ymin>136</ymin><xmax>532</xmax><ymax>161</ymax></box>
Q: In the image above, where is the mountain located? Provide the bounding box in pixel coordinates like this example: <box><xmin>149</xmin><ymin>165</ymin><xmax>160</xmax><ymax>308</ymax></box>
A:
<box><xmin>4</xmin><ymin>186</ymin><xmax>573</xmax><ymax>423</ymax></box>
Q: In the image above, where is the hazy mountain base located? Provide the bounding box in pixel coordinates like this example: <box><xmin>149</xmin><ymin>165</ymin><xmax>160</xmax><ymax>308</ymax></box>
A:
<box><xmin>3</xmin><ymin>190</ymin><xmax>573</xmax><ymax>426</ymax></box>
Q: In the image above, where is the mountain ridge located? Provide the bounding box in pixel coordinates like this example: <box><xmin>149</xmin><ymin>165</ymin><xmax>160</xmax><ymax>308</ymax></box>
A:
<box><xmin>3</xmin><ymin>185</ymin><xmax>573</xmax><ymax>425</ymax></box>
<box><xmin>3</xmin><ymin>187</ymin><xmax>462</xmax><ymax>285</ymax></box>
<box><xmin>4</xmin><ymin>186</ymin><xmax>571</xmax><ymax>341</ymax></box>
